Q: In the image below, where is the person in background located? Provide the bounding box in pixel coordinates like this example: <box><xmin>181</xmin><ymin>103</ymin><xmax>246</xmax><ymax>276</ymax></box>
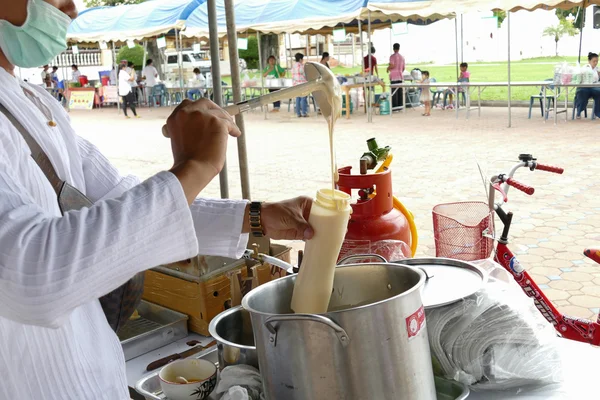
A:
<box><xmin>50</xmin><ymin>66</ymin><xmax>59</xmax><ymax>83</ymax></box>
<box><xmin>320</xmin><ymin>52</ymin><xmax>330</xmax><ymax>69</ymax></box>
<box><xmin>71</xmin><ymin>64</ymin><xmax>81</xmax><ymax>83</ymax></box>
<box><xmin>41</xmin><ymin>65</ymin><xmax>51</xmax><ymax>87</ymax></box>
<box><xmin>263</xmin><ymin>55</ymin><xmax>286</xmax><ymax>112</ymax></box>
<box><xmin>126</xmin><ymin>61</ymin><xmax>140</xmax><ymax>104</ymax></box>
<box><xmin>292</xmin><ymin>52</ymin><xmax>308</xmax><ymax>118</ymax></box>
<box><xmin>444</xmin><ymin>62</ymin><xmax>470</xmax><ymax>110</ymax></box>
<box><xmin>187</xmin><ymin>67</ymin><xmax>206</xmax><ymax>100</ymax></box>
<box><xmin>363</xmin><ymin>46</ymin><xmax>378</xmax><ymax>77</ymax></box>
<box><xmin>419</xmin><ymin>71</ymin><xmax>431</xmax><ymax>117</ymax></box>
<box><xmin>387</xmin><ymin>43</ymin><xmax>405</xmax><ymax>109</ymax></box>
<box><xmin>575</xmin><ymin>52</ymin><xmax>600</xmax><ymax>119</ymax></box>
<box><xmin>143</xmin><ymin>59</ymin><xmax>159</xmax><ymax>104</ymax></box>
<box><xmin>118</xmin><ymin>64</ymin><xmax>139</xmax><ymax>118</ymax></box>
<box><xmin>109</xmin><ymin>65</ymin><xmax>117</xmax><ymax>85</ymax></box>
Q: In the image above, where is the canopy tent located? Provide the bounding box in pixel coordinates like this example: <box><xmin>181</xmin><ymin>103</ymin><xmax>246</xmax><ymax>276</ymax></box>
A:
<box><xmin>182</xmin><ymin>0</ymin><xmax>452</xmax><ymax>38</ymax></box>
<box><xmin>365</xmin><ymin>0</ymin><xmax>598</xmax><ymax>16</ymax></box>
<box><xmin>67</xmin><ymin>0</ymin><xmax>205</xmax><ymax>43</ymax></box>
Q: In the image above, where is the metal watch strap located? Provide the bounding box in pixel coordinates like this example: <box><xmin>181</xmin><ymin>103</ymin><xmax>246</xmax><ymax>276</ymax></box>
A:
<box><xmin>0</xmin><ymin>103</ymin><xmax>63</xmax><ymax>195</ymax></box>
<box><xmin>249</xmin><ymin>201</ymin><xmax>263</xmax><ymax>237</ymax></box>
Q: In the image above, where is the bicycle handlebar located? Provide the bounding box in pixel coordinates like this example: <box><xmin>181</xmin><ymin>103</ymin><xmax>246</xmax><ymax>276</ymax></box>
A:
<box><xmin>535</xmin><ymin>163</ymin><xmax>564</xmax><ymax>174</ymax></box>
<box><xmin>506</xmin><ymin>178</ymin><xmax>535</xmax><ymax>195</ymax></box>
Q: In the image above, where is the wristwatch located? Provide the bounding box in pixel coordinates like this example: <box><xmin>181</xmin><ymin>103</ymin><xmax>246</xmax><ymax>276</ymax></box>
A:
<box><xmin>249</xmin><ymin>202</ymin><xmax>264</xmax><ymax>237</ymax></box>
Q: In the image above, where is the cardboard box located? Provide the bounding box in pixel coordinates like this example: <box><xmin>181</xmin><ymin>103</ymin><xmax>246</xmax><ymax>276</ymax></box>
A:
<box><xmin>142</xmin><ymin>244</ymin><xmax>291</xmax><ymax>336</ymax></box>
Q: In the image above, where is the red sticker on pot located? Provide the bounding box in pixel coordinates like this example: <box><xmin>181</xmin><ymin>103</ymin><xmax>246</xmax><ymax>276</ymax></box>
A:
<box><xmin>406</xmin><ymin>305</ymin><xmax>426</xmax><ymax>340</ymax></box>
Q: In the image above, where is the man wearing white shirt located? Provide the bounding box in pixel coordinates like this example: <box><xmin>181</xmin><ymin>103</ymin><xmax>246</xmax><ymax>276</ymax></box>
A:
<box><xmin>142</xmin><ymin>58</ymin><xmax>159</xmax><ymax>105</ymax></box>
<box><xmin>71</xmin><ymin>63</ymin><xmax>81</xmax><ymax>83</ymax></box>
<box><xmin>0</xmin><ymin>1</ymin><xmax>314</xmax><ymax>399</ymax></box>
<box><xmin>40</xmin><ymin>64</ymin><xmax>50</xmax><ymax>86</ymax></box>
<box><xmin>187</xmin><ymin>67</ymin><xmax>206</xmax><ymax>100</ymax></box>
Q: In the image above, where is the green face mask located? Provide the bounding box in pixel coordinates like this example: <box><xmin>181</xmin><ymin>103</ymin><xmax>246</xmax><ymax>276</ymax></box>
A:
<box><xmin>0</xmin><ymin>0</ymin><xmax>71</xmax><ymax>68</ymax></box>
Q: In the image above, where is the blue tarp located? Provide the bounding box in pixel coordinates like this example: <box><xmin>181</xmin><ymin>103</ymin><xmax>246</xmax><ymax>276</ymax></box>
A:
<box><xmin>68</xmin><ymin>0</ymin><xmax>205</xmax><ymax>42</ymax></box>
<box><xmin>67</xmin><ymin>0</ymin><xmax>453</xmax><ymax>42</ymax></box>
<box><xmin>182</xmin><ymin>0</ymin><xmax>447</xmax><ymax>37</ymax></box>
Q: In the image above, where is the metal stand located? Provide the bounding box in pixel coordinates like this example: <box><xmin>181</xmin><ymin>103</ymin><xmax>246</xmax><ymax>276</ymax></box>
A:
<box><xmin>208</xmin><ymin>0</ymin><xmax>229</xmax><ymax>199</ymax></box>
<box><xmin>225</xmin><ymin>0</ymin><xmax>251</xmax><ymax>200</ymax></box>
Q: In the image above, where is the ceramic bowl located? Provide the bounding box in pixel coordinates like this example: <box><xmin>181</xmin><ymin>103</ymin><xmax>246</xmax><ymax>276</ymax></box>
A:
<box><xmin>159</xmin><ymin>359</ymin><xmax>217</xmax><ymax>400</ymax></box>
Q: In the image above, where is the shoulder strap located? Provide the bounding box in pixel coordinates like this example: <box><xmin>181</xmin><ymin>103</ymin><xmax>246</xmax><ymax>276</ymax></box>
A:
<box><xmin>0</xmin><ymin>103</ymin><xmax>64</xmax><ymax>195</ymax></box>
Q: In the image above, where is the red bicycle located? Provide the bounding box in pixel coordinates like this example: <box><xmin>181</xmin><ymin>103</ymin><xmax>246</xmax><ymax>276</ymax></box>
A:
<box><xmin>490</xmin><ymin>154</ymin><xmax>600</xmax><ymax>345</ymax></box>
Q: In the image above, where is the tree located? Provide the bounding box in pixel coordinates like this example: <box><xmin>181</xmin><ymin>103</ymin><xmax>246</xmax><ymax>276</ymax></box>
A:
<box><xmin>117</xmin><ymin>44</ymin><xmax>144</xmax><ymax>68</ymax></box>
<box><xmin>543</xmin><ymin>19</ymin><xmax>579</xmax><ymax>57</ymax></box>
<box><xmin>556</xmin><ymin>7</ymin><xmax>584</xmax><ymax>30</ymax></box>
<box><xmin>239</xmin><ymin>36</ymin><xmax>259</xmax><ymax>69</ymax></box>
<box><xmin>493</xmin><ymin>11</ymin><xmax>506</xmax><ymax>28</ymax></box>
<box><xmin>84</xmin><ymin>0</ymin><xmax>145</xmax><ymax>6</ymax></box>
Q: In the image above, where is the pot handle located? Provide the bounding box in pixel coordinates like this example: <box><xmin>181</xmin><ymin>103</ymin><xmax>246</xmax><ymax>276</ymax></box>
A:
<box><xmin>337</xmin><ymin>254</ymin><xmax>388</xmax><ymax>265</ymax></box>
<box><xmin>264</xmin><ymin>314</ymin><xmax>350</xmax><ymax>348</ymax></box>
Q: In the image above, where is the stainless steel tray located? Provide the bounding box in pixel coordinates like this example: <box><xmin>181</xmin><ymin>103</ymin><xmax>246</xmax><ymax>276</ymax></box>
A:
<box><xmin>135</xmin><ymin>347</ymin><xmax>470</xmax><ymax>400</ymax></box>
<box><xmin>118</xmin><ymin>300</ymin><xmax>188</xmax><ymax>361</ymax></box>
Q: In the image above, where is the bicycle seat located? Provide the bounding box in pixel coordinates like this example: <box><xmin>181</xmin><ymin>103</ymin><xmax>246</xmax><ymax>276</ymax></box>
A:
<box><xmin>584</xmin><ymin>249</ymin><xmax>600</xmax><ymax>265</ymax></box>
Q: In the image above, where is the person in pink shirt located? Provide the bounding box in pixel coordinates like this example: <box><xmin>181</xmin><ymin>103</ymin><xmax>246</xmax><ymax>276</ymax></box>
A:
<box><xmin>444</xmin><ymin>62</ymin><xmax>470</xmax><ymax>109</ymax></box>
<box><xmin>387</xmin><ymin>43</ymin><xmax>405</xmax><ymax>109</ymax></box>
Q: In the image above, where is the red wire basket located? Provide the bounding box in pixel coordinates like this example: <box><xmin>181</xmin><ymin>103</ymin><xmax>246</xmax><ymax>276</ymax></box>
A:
<box><xmin>432</xmin><ymin>201</ymin><xmax>495</xmax><ymax>261</ymax></box>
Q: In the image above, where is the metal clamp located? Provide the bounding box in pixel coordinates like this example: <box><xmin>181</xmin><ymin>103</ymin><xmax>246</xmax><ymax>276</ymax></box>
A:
<box><xmin>337</xmin><ymin>253</ymin><xmax>388</xmax><ymax>266</ymax></box>
<box><xmin>264</xmin><ymin>314</ymin><xmax>350</xmax><ymax>348</ymax></box>
<box><xmin>242</xmin><ymin>249</ymin><xmax>295</xmax><ymax>273</ymax></box>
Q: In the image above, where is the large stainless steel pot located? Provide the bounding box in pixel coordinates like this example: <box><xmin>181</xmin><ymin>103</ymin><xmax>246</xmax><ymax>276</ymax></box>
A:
<box><xmin>208</xmin><ymin>305</ymin><xmax>258</xmax><ymax>370</ymax></box>
<box><xmin>241</xmin><ymin>262</ymin><xmax>436</xmax><ymax>400</ymax></box>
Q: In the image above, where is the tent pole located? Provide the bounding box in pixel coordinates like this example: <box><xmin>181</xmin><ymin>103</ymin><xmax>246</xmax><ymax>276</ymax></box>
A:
<box><xmin>257</xmin><ymin>31</ymin><xmax>267</xmax><ymax>120</ymax></box>
<box><xmin>175</xmin><ymin>29</ymin><xmax>184</xmax><ymax>95</ymax></box>
<box><xmin>367</xmin><ymin>10</ymin><xmax>372</xmax><ymax>123</ymax></box>
<box><xmin>112</xmin><ymin>41</ymin><xmax>120</xmax><ymax>113</ymax></box>
<box><xmin>359</xmin><ymin>17</ymin><xmax>366</xmax><ymax>118</ymax></box>
<box><xmin>208</xmin><ymin>0</ymin><xmax>229</xmax><ymax>199</ymax></box>
<box><xmin>454</xmin><ymin>17</ymin><xmax>459</xmax><ymax>119</ymax></box>
<box><xmin>225</xmin><ymin>0</ymin><xmax>250</xmax><ymax>200</ymax></box>
<box><xmin>460</xmin><ymin>14</ymin><xmax>464</xmax><ymax>62</ymax></box>
<box><xmin>287</xmin><ymin>33</ymin><xmax>292</xmax><ymax>70</ymax></box>
<box><xmin>142</xmin><ymin>40</ymin><xmax>148</xmax><ymax>71</ymax></box>
<box><xmin>351</xmin><ymin>33</ymin><xmax>356</xmax><ymax>66</ymax></box>
<box><xmin>578</xmin><ymin>5</ymin><xmax>585</xmax><ymax>64</ymax></box>
<box><xmin>507</xmin><ymin>11</ymin><xmax>512</xmax><ymax>128</ymax></box>
<box><xmin>306</xmin><ymin>34</ymin><xmax>309</xmax><ymax>58</ymax></box>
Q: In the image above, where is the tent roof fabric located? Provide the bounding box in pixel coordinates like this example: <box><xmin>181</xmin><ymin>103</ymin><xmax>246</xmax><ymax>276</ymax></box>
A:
<box><xmin>182</xmin><ymin>0</ymin><xmax>451</xmax><ymax>37</ymax></box>
<box><xmin>365</xmin><ymin>0</ymin><xmax>600</xmax><ymax>16</ymax></box>
<box><xmin>68</xmin><ymin>0</ymin><xmax>205</xmax><ymax>42</ymax></box>
<box><xmin>184</xmin><ymin>0</ymin><xmax>367</xmax><ymax>36</ymax></box>
<box><xmin>68</xmin><ymin>0</ymin><xmax>600</xmax><ymax>42</ymax></box>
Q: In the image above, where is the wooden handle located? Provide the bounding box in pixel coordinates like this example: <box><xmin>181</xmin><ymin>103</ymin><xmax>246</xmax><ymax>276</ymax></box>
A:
<box><xmin>146</xmin><ymin>353</ymin><xmax>181</xmax><ymax>371</ymax></box>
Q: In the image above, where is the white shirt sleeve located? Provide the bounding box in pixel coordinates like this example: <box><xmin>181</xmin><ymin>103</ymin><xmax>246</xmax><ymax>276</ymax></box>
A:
<box><xmin>77</xmin><ymin>136</ymin><xmax>249</xmax><ymax>259</ymax></box>
<box><xmin>0</xmin><ymin>163</ymin><xmax>199</xmax><ymax>328</ymax></box>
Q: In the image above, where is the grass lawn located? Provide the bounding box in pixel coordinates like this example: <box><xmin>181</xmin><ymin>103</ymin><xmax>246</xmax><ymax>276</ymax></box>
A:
<box><xmin>331</xmin><ymin>56</ymin><xmax>579</xmax><ymax>101</ymax></box>
<box><xmin>229</xmin><ymin>56</ymin><xmax>580</xmax><ymax>102</ymax></box>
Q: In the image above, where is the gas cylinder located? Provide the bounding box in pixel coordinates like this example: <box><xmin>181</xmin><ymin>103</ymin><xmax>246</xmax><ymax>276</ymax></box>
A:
<box><xmin>337</xmin><ymin>166</ymin><xmax>411</xmax><ymax>261</ymax></box>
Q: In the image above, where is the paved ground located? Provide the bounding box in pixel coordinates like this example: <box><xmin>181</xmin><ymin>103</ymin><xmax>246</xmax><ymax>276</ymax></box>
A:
<box><xmin>71</xmin><ymin>104</ymin><xmax>600</xmax><ymax>319</ymax></box>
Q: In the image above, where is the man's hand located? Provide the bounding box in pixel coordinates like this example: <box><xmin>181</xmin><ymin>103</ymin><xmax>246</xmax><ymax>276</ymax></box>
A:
<box><xmin>166</xmin><ymin>99</ymin><xmax>241</xmax><ymax>204</ymax></box>
<box><xmin>243</xmin><ymin>197</ymin><xmax>314</xmax><ymax>240</ymax></box>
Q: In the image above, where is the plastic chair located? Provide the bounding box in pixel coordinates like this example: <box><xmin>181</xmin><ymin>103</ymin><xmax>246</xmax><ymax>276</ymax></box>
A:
<box><xmin>148</xmin><ymin>85</ymin><xmax>165</xmax><ymax>107</ymax></box>
<box><xmin>571</xmin><ymin>90</ymin><xmax>597</xmax><ymax>120</ymax></box>
<box><xmin>528</xmin><ymin>79</ymin><xmax>555</xmax><ymax>119</ymax></box>
<box><xmin>429</xmin><ymin>78</ymin><xmax>445</xmax><ymax>106</ymax></box>
<box><xmin>544</xmin><ymin>81</ymin><xmax>562</xmax><ymax>121</ymax></box>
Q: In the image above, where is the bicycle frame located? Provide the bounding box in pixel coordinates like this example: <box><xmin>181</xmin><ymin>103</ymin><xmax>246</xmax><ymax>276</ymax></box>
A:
<box><xmin>489</xmin><ymin>155</ymin><xmax>600</xmax><ymax>345</ymax></box>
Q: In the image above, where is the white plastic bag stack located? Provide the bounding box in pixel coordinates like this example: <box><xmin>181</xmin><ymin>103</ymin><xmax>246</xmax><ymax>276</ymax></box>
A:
<box><xmin>214</xmin><ymin>365</ymin><xmax>264</xmax><ymax>400</ymax></box>
<box><xmin>426</xmin><ymin>259</ymin><xmax>563</xmax><ymax>390</ymax></box>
